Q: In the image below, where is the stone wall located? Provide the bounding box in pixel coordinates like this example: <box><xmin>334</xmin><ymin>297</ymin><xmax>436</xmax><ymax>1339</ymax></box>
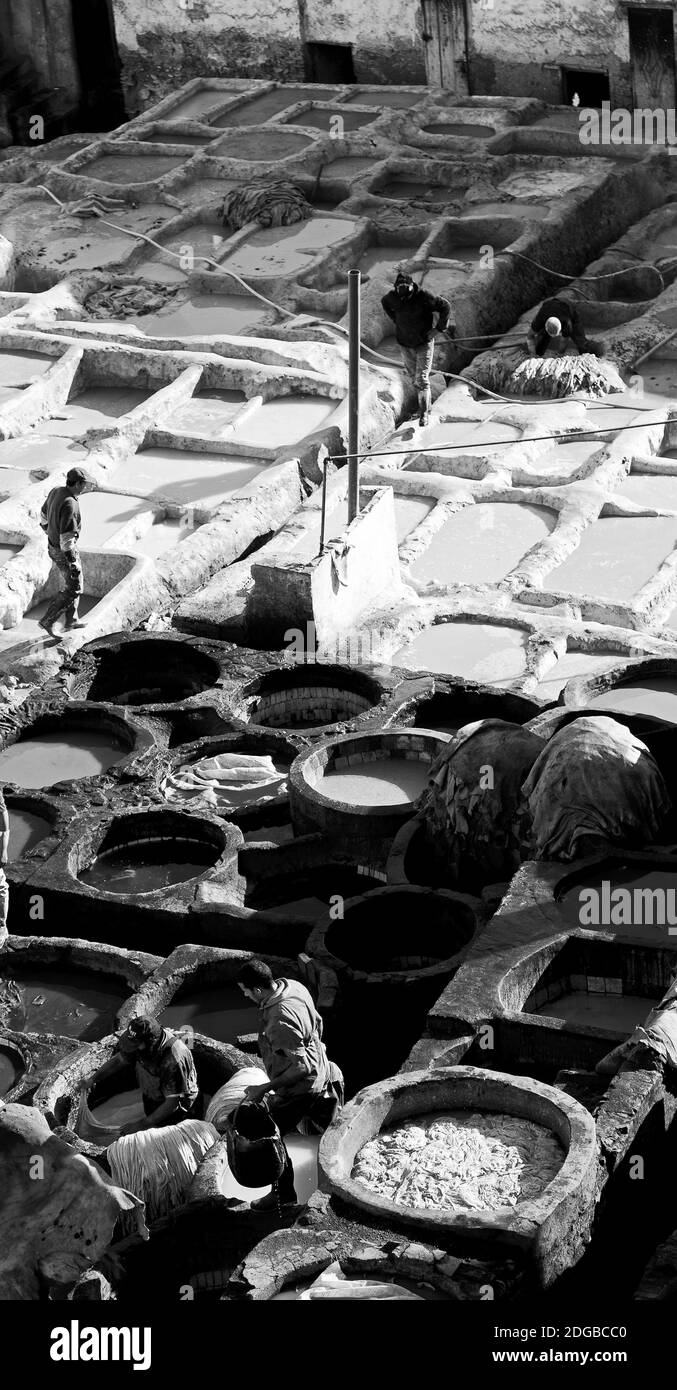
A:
<box><xmin>467</xmin><ymin>0</ymin><xmax>634</xmax><ymax>107</ymax></box>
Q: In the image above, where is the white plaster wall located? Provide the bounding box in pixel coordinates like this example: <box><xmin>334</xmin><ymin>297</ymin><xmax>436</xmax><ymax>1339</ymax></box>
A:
<box><xmin>303</xmin><ymin>0</ymin><xmax>419</xmax><ymax>52</ymax></box>
<box><xmin>469</xmin><ymin>0</ymin><xmax>629</xmax><ymax>68</ymax></box>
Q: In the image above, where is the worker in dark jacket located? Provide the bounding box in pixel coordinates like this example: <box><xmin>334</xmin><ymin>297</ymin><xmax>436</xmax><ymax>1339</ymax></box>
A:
<box><xmin>527</xmin><ymin>295</ymin><xmax>590</xmax><ymax>358</ymax></box>
<box><xmin>381</xmin><ymin>272</ymin><xmax>451</xmax><ymax>426</ymax></box>
<box><xmin>38</xmin><ymin>467</ymin><xmax>89</xmax><ymax>637</ymax></box>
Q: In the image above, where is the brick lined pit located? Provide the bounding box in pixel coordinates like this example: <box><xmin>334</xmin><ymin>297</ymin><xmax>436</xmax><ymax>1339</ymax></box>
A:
<box><xmin>241</xmin><ymin>665</ymin><xmax>384</xmax><ymax>732</ymax></box>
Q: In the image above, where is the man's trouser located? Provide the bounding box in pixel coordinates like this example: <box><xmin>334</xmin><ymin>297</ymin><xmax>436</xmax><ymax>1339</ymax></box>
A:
<box><xmin>44</xmin><ymin>544</ymin><xmax>83</xmax><ymax>628</ymax></box>
<box><xmin>0</xmin><ymin>868</ymin><xmax>8</xmax><ymax>945</ymax></box>
<box><xmin>400</xmin><ymin>341</ymin><xmax>435</xmax><ymax>414</ymax></box>
<box><xmin>268</xmin><ymin>1078</ymin><xmax>345</xmax><ymax>1204</ymax></box>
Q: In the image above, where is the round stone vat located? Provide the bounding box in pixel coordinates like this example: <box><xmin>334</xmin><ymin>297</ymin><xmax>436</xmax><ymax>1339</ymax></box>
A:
<box><xmin>0</xmin><ymin>1034</ymin><xmax>28</xmax><ymax>1098</ymax></box>
<box><xmin>319</xmin><ymin>1066</ymin><xmax>597</xmax><ymax>1286</ymax></box>
<box><xmin>0</xmin><ymin>709</ymin><xmax>138</xmax><ymax>790</ymax></box>
<box><xmin>244</xmin><ymin>858</ymin><xmax>384</xmax><ymax>928</ymax></box>
<box><xmin>289</xmin><ymin>729</ymin><xmax>446</xmax><ymax>847</ymax></box>
<box><xmin>34</xmin><ymin>1031</ymin><xmax>248</xmax><ymax>1135</ymax></box>
<box><xmin>5</xmin><ymin>794</ymin><xmax>57</xmax><ymax>862</ymax></box>
<box><xmin>239</xmin><ymin>664</ymin><xmax>384</xmax><ymax>734</ymax></box>
<box><xmin>76</xmin><ymin>810</ymin><xmax>229</xmax><ymax>898</ymax></box>
<box><xmin>388</xmin><ymin>681</ymin><xmax>543</xmax><ymax>736</ymax></box>
<box><xmin>306</xmin><ymin>886</ymin><xmax>477</xmax><ymax>1006</ymax></box>
<box><xmin>77</xmin><ymin>636</ymin><xmax>221</xmax><ymax>707</ymax></box>
<box><xmin>555</xmin><ymin>852</ymin><xmax>677</xmax><ymax>942</ymax></box>
<box><xmin>0</xmin><ymin>937</ymin><xmax>157</xmax><ymax>1043</ymax></box>
<box><xmin>165</xmin><ymin>730</ymin><xmax>299</xmax><ymax>822</ymax></box>
<box><xmin>563</xmin><ymin>657</ymin><xmax>677</xmax><ymax>727</ymax></box>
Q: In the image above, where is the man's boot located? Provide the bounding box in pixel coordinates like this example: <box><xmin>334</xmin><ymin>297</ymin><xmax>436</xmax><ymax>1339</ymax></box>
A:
<box><xmin>418</xmin><ymin>389</ymin><xmax>431</xmax><ymax>427</ymax></box>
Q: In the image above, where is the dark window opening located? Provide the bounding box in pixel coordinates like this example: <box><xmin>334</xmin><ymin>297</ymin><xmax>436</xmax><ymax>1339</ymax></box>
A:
<box><xmin>70</xmin><ymin>0</ymin><xmax>127</xmax><ymax>131</ymax></box>
<box><xmin>561</xmin><ymin>68</ymin><xmax>611</xmax><ymax>107</ymax></box>
<box><xmin>305</xmin><ymin>42</ymin><xmax>357</xmax><ymax>85</ymax></box>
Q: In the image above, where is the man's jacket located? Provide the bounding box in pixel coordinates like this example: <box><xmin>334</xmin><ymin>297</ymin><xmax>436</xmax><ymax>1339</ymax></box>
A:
<box><xmin>40</xmin><ymin>487</ymin><xmax>81</xmax><ymax>554</ymax></box>
<box><xmin>258</xmin><ymin>979</ymin><xmax>331</xmax><ymax>1100</ymax></box>
<box><xmin>381</xmin><ymin>286</ymin><xmax>451</xmax><ymax>348</ymax></box>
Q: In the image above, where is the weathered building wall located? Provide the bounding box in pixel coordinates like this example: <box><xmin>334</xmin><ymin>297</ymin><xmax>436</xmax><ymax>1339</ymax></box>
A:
<box><xmin>302</xmin><ymin>0</ymin><xmax>426</xmax><ymax>85</ymax></box>
<box><xmin>467</xmin><ymin>0</ymin><xmax>633</xmax><ymax>107</ymax></box>
<box><xmin>111</xmin><ymin>0</ymin><xmax>425</xmax><ymax>112</ymax></box>
<box><xmin>112</xmin><ymin>0</ymin><xmax>305</xmax><ymax>112</ymax></box>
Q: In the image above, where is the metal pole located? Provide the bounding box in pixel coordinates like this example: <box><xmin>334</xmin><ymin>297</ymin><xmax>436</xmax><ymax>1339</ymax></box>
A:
<box><xmin>348</xmin><ymin>268</ymin><xmax>361</xmax><ymax>522</ymax></box>
<box><xmin>319</xmin><ymin>456</ymin><xmax>328</xmax><ymax>555</ymax></box>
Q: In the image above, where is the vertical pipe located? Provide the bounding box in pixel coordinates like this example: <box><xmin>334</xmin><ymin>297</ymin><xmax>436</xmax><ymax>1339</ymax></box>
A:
<box><xmin>319</xmin><ymin>456</ymin><xmax>328</xmax><ymax>555</ymax></box>
<box><xmin>348</xmin><ymin>268</ymin><xmax>361</xmax><ymax>522</ymax></box>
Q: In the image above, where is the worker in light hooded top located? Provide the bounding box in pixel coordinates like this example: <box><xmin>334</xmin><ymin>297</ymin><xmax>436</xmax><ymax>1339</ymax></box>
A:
<box><xmin>381</xmin><ymin>272</ymin><xmax>452</xmax><ymax>426</ymax></box>
<box><xmin>38</xmin><ymin>466</ymin><xmax>90</xmax><ymax>637</ymax></box>
<box><xmin>88</xmin><ymin>1015</ymin><xmax>202</xmax><ymax>1136</ymax></box>
<box><xmin>236</xmin><ymin>959</ymin><xmax>344</xmax><ymax>1208</ymax></box>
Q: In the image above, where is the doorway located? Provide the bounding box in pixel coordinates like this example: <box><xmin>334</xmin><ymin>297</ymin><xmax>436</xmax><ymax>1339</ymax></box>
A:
<box><xmin>70</xmin><ymin>0</ymin><xmax>126</xmax><ymax>130</ymax></box>
<box><xmin>562</xmin><ymin>68</ymin><xmax>610</xmax><ymax>107</ymax></box>
<box><xmin>305</xmin><ymin>42</ymin><xmax>356</xmax><ymax>84</ymax></box>
<box><xmin>628</xmin><ymin>7</ymin><xmax>676</xmax><ymax>110</ymax></box>
<box><xmin>421</xmin><ymin>0</ymin><xmax>469</xmax><ymax>93</ymax></box>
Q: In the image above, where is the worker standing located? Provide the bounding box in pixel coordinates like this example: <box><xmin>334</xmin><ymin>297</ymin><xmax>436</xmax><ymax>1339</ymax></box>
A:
<box><xmin>527</xmin><ymin>295</ymin><xmax>590</xmax><ymax>358</ymax></box>
<box><xmin>0</xmin><ymin>784</ymin><xmax>9</xmax><ymax>945</ymax></box>
<box><xmin>381</xmin><ymin>272</ymin><xmax>452</xmax><ymax>426</ymax></box>
<box><xmin>236</xmin><ymin>959</ymin><xmax>344</xmax><ymax>1208</ymax></box>
<box><xmin>38</xmin><ymin>467</ymin><xmax>90</xmax><ymax>638</ymax></box>
<box><xmin>88</xmin><ymin>1015</ymin><xmax>203</xmax><ymax>1136</ymax></box>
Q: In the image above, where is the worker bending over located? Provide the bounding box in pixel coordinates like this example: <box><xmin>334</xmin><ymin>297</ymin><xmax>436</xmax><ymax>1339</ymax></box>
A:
<box><xmin>381</xmin><ymin>272</ymin><xmax>452</xmax><ymax>426</ymax></box>
<box><xmin>527</xmin><ymin>295</ymin><xmax>590</xmax><ymax>358</ymax></box>
<box><xmin>88</xmin><ymin>1015</ymin><xmax>202</xmax><ymax>1136</ymax></box>
<box><xmin>237</xmin><ymin>959</ymin><xmax>344</xmax><ymax>1208</ymax></box>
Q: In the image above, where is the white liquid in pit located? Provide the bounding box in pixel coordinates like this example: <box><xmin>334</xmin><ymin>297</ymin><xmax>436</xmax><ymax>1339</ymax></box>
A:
<box><xmin>48</xmin><ymin>227</ymin><xmax>135</xmax><ymax>272</ymax></box>
<box><xmin>0</xmin><ymin>732</ymin><xmax>125</xmax><ymax>788</ymax></box>
<box><xmin>536</xmin><ymin>992</ymin><xmax>653</xmax><ymax>1032</ymax></box>
<box><xmin>90</xmin><ymin>1088</ymin><xmax>145</xmax><ymax>1131</ymax></box>
<box><xmin>586</xmin><ymin>676</ymin><xmax>677</xmax><ymax>723</ymax></box>
<box><xmin>110</xmin><ymin>449</ymin><xmax>266</xmax><ymax>507</ymax></box>
<box><xmin>414</xmin><ymin>419</ymin><xmax>519</xmax><ymax>460</ymax></box>
<box><xmin>80</xmin><ymin>493</ymin><xmax>147</xmax><ymax>546</ymax></box>
<box><xmin>222</xmin><ymin>218</ymin><xmax>355</xmax><ymax>278</ymax></box>
<box><xmin>133</xmin><ymin>294</ymin><xmax>268</xmax><ymax>337</ymax></box>
<box><xmin>547</xmin><ymin>516</ymin><xmax>677</xmax><ymax>601</ymax></box>
<box><xmin>0</xmin><ymin>597</ymin><xmax>97</xmax><ymax>655</ymax></box>
<box><xmin>34</xmin><ymin>389</ymin><xmax>152</xmax><ymax>437</ymax></box>
<box><xmin>131</xmin><ymin>518</ymin><xmax>196</xmax><ymax>558</ymax></box>
<box><xmin>394</xmin><ymin>495</ymin><xmax>435</xmax><ymax>543</ymax></box>
<box><xmin>164</xmin><ymin>390</ymin><xmax>245</xmax><ymax>437</ymax></box>
<box><xmin>0</xmin><ymin>435</ymin><xmax>88</xmax><ymax>473</ymax></box>
<box><xmin>218</xmin><ymin>1132</ymin><xmax>319</xmax><ymax>1204</ymax></box>
<box><xmin>536</xmin><ymin>651</ymin><xmax>622</xmax><ymax>700</ymax></box>
<box><xmin>394</xmin><ymin>623</ymin><xmax>527</xmax><ymax>683</ymax></box>
<box><xmin>526</xmin><ymin>439</ymin><xmax>602</xmax><ymax>478</ymax></box>
<box><xmin>322</xmin><ymin>757</ymin><xmax>429</xmax><ymax>806</ymax></box>
<box><xmin>410</xmin><ymin>502</ymin><xmax>554</xmax><ymax>585</ymax></box>
<box><xmin>0</xmin><ymin>543</ymin><xmax>19</xmax><ymax>565</ymax></box>
<box><xmin>618</xmin><ymin>474</ymin><xmax>677</xmax><ymax>509</ymax></box>
<box><xmin>231</xmin><ymin>396</ymin><xmax>337</xmax><ymax>447</ymax></box>
<box><xmin>0</xmin><ymin>351</ymin><xmax>52</xmax><ymax>385</ymax></box>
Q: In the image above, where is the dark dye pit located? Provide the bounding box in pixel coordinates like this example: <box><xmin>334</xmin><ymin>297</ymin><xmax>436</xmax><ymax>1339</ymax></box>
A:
<box><xmin>0</xmin><ymin>967</ymin><xmax>129</xmax><ymax>1039</ymax></box>
<box><xmin>7</xmin><ymin>808</ymin><xmax>53</xmax><ymax>861</ymax></box>
<box><xmin>80</xmin><ymin>837</ymin><xmax>219</xmax><ymax>895</ymax></box>
<box><xmin>0</xmin><ymin>1048</ymin><xmax>18</xmax><ymax>1097</ymax></box>
<box><xmin>246</xmin><ymin>866</ymin><xmax>382</xmax><ymax>919</ymax></box>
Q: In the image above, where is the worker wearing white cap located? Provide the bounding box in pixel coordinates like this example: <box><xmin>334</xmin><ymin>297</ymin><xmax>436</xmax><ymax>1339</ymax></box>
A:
<box><xmin>527</xmin><ymin>296</ymin><xmax>590</xmax><ymax>358</ymax></box>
